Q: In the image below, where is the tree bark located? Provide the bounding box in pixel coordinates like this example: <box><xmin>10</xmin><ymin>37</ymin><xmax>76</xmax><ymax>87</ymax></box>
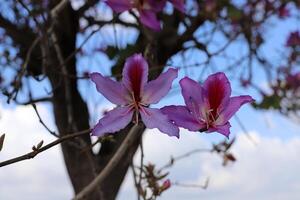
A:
<box><xmin>45</xmin><ymin>2</ymin><xmax>145</xmax><ymax>199</ymax></box>
<box><xmin>0</xmin><ymin>1</ymin><xmax>201</xmax><ymax>199</ymax></box>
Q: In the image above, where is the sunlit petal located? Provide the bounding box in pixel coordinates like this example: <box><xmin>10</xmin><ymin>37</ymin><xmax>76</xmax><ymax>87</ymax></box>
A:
<box><xmin>161</xmin><ymin>105</ymin><xmax>205</xmax><ymax>131</ymax></box>
<box><xmin>142</xmin><ymin>68</ymin><xmax>178</xmax><ymax>104</ymax></box>
<box><xmin>140</xmin><ymin>107</ymin><xmax>179</xmax><ymax>138</ymax></box>
<box><xmin>90</xmin><ymin>72</ymin><xmax>130</xmax><ymax>105</ymax></box>
<box><xmin>92</xmin><ymin>106</ymin><xmax>133</xmax><ymax>137</ymax></box>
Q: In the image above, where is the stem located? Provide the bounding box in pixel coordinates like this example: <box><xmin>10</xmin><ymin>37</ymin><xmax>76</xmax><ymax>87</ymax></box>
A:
<box><xmin>0</xmin><ymin>129</ymin><xmax>91</xmax><ymax>167</ymax></box>
<box><xmin>73</xmin><ymin>124</ymin><xmax>142</xmax><ymax>200</ymax></box>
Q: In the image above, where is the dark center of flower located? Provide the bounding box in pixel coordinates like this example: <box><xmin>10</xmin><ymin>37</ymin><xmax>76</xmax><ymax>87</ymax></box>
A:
<box><xmin>206</xmin><ymin>78</ymin><xmax>226</xmax><ymax>117</ymax></box>
<box><xmin>128</xmin><ymin>62</ymin><xmax>143</xmax><ymax>102</ymax></box>
<box><xmin>128</xmin><ymin>92</ymin><xmax>148</xmax><ymax>124</ymax></box>
<box><xmin>189</xmin><ymin>96</ymin><xmax>219</xmax><ymax>129</ymax></box>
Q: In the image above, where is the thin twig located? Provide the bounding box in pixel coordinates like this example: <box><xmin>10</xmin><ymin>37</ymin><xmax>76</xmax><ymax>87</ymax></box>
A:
<box><xmin>16</xmin><ymin>0</ymin><xmax>44</xmax><ymax>33</ymax></box>
<box><xmin>7</xmin><ymin>37</ymin><xmax>40</xmax><ymax>102</ymax></box>
<box><xmin>17</xmin><ymin>97</ymin><xmax>52</xmax><ymax>105</ymax></box>
<box><xmin>50</xmin><ymin>31</ymin><xmax>75</xmax><ymax>130</ymax></box>
<box><xmin>0</xmin><ymin>129</ymin><xmax>91</xmax><ymax>167</ymax></box>
<box><xmin>130</xmin><ymin>163</ymin><xmax>141</xmax><ymax>200</ymax></box>
<box><xmin>73</xmin><ymin>124</ymin><xmax>142</xmax><ymax>200</ymax></box>
<box><xmin>7</xmin><ymin>0</ymin><xmax>70</xmax><ymax>103</ymax></box>
<box><xmin>62</xmin><ymin>27</ymin><xmax>101</xmax><ymax>67</ymax></box>
<box><xmin>50</xmin><ymin>0</ymin><xmax>69</xmax><ymax>18</ymax></box>
<box><xmin>138</xmin><ymin>137</ymin><xmax>144</xmax><ymax>191</ymax></box>
<box><xmin>159</xmin><ymin>148</ymin><xmax>211</xmax><ymax>172</ymax></box>
<box><xmin>172</xmin><ymin>178</ymin><xmax>209</xmax><ymax>189</ymax></box>
<box><xmin>31</xmin><ymin>103</ymin><xmax>59</xmax><ymax>138</ymax></box>
<box><xmin>234</xmin><ymin>115</ymin><xmax>257</xmax><ymax>145</ymax></box>
<box><xmin>0</xmin><ymin>134</ymin><xmax>5</xmax><ymax>152</ymax></box>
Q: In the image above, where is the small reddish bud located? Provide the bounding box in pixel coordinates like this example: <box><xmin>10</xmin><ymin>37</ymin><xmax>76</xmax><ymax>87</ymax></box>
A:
<box><xmin>161</xmin><ymin>179</ymin><xmax>171</xmax><ymax>191</ymax></box>
<box><xmin>240</xmin><ymin>78</ymin><xmax>251</xmax><ymax>88</ymax></box>
<box><xmin>286</xmin><ymin>31</ymin><xmax>300</xmax><ymax>47</ymax></box>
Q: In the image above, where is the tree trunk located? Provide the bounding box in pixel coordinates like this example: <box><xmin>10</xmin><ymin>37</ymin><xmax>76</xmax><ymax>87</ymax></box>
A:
<box><xmin>45</xmin><ymin>2</ymin><xmax>145</xmax><ymax>199</ymax></box>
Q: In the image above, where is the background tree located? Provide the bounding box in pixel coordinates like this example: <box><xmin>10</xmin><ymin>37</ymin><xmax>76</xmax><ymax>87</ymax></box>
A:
<box><xmin>0</xmin><ymin>0</ymin><xmax>299</xmax><ymax>199</ymax></box>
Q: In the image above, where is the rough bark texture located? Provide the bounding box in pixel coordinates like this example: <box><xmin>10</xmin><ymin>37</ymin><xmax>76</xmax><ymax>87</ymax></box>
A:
<box><xmin>45</xmin><ymin>2</ymin><xmax>145</xmax><ymax>199</ymax></box>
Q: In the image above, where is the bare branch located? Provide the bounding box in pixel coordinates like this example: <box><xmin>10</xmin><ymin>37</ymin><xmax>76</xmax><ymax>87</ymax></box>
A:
<box><xmin>6</xmin><ymin>36</ymin><xmax>41</xmax><ymax>102</ymax></box>
<box><xmin>159</xmin><ymin>148</ymin><xmax>211</xmax><ymax>172</ymax></box>
<box><xmin>172</xmin><ymin>178</ymin><xmax>209</xmax><ymax>189</ymax></box>
<box><xmin>77</xmin><ymin>0</ymin><xmax>98</xmax><ymax>16</ymax></box>
<box><xmin>50</xmin><ymin>31</ymin><xmax>75</xmax><ymax>129</ymax></box>
<box><xmin>0</xmin><ymin>134</ymin><xmax>5</xmax><ymax>152</ymax></box>
<box><xmin>234</xmin><ymin>115</ymin><xmax>257</xmax><ymax>145</ymax></box>
<box><xmin>73</xmin><ymin>123</ymin><xmax>142</xmax><ymax>200</ymax></box>
<box><xmin>32</xmin><ymin>103</ymin><xmax>59</xmax><ymax>138</ymax></box>
<box><xmin>0</xmin><ymin>129</ymin><xmax>90</xmax><ymax>167</ymax></box>
<box><xmin>17</xmin><ymin>97</ymin><xmax>52</xmax><ymax>105</ymax></box>
<box><xmin>50</xmin><ymin>0</ymin><xmax>70</xmax><ymax>18</ymax></box>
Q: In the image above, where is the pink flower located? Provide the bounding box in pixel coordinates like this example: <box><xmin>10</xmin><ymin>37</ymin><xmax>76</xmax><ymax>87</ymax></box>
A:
<box><xmin>106</xmin><ymin>0</ymin><xmax>185</xmax><ymax>31</ymax></box>
<box><xmin>286</xmin><ymin>31</ymin><xmax>300</xmax><ymax>47</ymax></box>
<box><xmin>90</xmin><ymin>54</ymin><xmax>179</xmax><ymax>137</ymax></box>
<box><xmin>162</xmin><ymin>72</ymin><xmax>254</xmax><ymax>137</ymax></box>
<box><xmin>286</xmin><ymin>72</ymin><xmax>300</xmax><ymax>89</ymax></box>
<box><xmin>278</xmin><ymin>6</ymin><xmax>290</xmax><ymax>19</ymax></box>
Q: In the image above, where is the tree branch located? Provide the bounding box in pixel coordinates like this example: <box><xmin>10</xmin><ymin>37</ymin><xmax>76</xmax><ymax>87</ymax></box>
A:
<box><xmin>0</xmin><ymin>129</ymin><xmax>91</xmax><ymax>167</ymax></box>
<box><xmin>73</xmin><ymin>123</ymin><xmax>142</xmax><ymax>200</ymax></box>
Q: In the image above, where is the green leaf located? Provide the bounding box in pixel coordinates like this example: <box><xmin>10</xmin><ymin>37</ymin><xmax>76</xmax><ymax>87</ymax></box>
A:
<box><xmin>253</xmin><ymin>95</ymin><xmax>282</xmax><ymax>110</ymax></box>
<box><xmin>227</xmin><ymin>5</ymin><xmax>242</xmax><ymax>21</ymax></box>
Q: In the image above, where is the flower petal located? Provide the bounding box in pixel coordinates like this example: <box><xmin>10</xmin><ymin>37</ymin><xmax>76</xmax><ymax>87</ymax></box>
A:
<box><xmin>142</xmin><ymin>68</ymin><xmax>178</xmax><ymax>104</ymax></box>
<box><xmin>216</xmin><ymin>95</ymin><xmax>254</xmax><ymax>125</ymax></box>
<box><xmin>207</xmin><ymin>122</ymin><xmax>231</xmax><ymax>137</ymax></box>
<box><xmin>203</xmin><ymin>72</ymin><xmax>231</xmax><ymax>114</ymax></box>
<box><xmin>90</xmin><ymin>72</ymin><xmax>130</xmax><ymax>105</ymax></box>
<box><xmin>92</xmin><ymin>106</ymin><xmax>133</xmax><ymax>136</ymax></box>
<box><xmin>161</xmin><ymin>105</ymin><xmax>205</xmax><ymax>131</ymax></box>
<box><xmin>139</xmin><ymin>10</ymin><xmax>161</xmax><ymax>31</ymax></box>
<box><xmin>106</xmin><ymin>0</ymin><xmax>132</xmax><ymax>12</ymax></box>
<box><xmin>148</xmin><ymin>0</ymin><xmax>166</xmax><ymax>12</ymax></box>
<box><xmin>140</xmin><ymin>107</ymin><xmax>179</xmax><ymax>138</ymax></box>
<box><xmin>169</xmin><ymin>0</ymin><xmax>185</xmax><ymax>12</ymax></box>
<box><xmin>122</xmin><ymin>54</ymin><xmax>148</xmax><ymax>100</ymax></box>
<box><xmin>179</xmin><ymin>77</ymin><xmax>206</xmax><ymax>120</ymax></box>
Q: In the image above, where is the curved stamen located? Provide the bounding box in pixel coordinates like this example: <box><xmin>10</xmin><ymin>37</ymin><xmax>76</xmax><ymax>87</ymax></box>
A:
<box><xmin>139</xmin><ymin>105</ymin><xmax>150</xmax><ymax>116</ymax></box>
<box><xmin>129</xmin><ymin>92</ymin><xmax>139</xmax><ymax>123</ymax></box>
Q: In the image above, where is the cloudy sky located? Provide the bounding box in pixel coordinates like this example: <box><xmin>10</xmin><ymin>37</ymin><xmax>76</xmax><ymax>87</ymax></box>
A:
<box><xmin>1</xmin><ymin>1</ymin><xmax>300</xmax><ymax>200</ymax></box>
<box><xmin>0</xmin><ymin>103</ymin><xmax>300</xmax><ymax>200</ymax></box>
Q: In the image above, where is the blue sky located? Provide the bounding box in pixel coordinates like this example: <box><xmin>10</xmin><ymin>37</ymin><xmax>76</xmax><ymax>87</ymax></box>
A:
<box><xmin>0</xmin><ymin>1</ymin><xmax>300</xmax><ymax>199</ymax></box>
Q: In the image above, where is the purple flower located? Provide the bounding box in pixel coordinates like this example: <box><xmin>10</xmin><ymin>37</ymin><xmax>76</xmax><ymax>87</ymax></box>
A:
<box><xmin>169</xmin><ymin>0</ymin><xmax>185</xmax><ymax>12</ymax></box>
<box><xmin>106</xmin><ymin>0</ymin><xmax>185</xmax><ymax>31</ymax></box>
<box><xmin>286</xmin><ymin>72</ymin><xmax>300</xmax><ymax>89</ymax></box>
<box><xmin>278</xmin><ymin>6</ymin><xmax>290</xmax><ymax>19</ymax></box>
<box><xmin>286</xmin><ymin>31</ymin><xmax>300</xmax><ymax>47</ymax></box>
<box><xmin>90</xmin><ymin>54</ymin><xmax>179</xmax><ymax>137</ymax></box>
<box><xmin>162</xmin><ymin>72</ymin><xmax>254</xmax><ymax>137</ymax></box>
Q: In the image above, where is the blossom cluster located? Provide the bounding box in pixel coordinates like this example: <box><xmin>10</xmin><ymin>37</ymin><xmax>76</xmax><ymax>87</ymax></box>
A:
<box><xmin>106</xmin><ymin>0</ymin><xmax>185</xmax><ymax>30</ymax></box>
<box><xmin>91</xmin><ymin>54</ymin><xmax>254</xmax><ymax>138</ymax></box>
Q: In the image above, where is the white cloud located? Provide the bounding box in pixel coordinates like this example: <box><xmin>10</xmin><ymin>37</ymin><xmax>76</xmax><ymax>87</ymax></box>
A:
<box><xmin>1</xmin><ymin>105</ymin><xmax>300</xmax><ymax>200</ymax></box>
<box><xmin>0</xmin><ymin>105</ymin><xmax>73</xmax><ymax>200</ymax></box>
<box><xmin>118</xmin><ymin>131</ymin><xmax>300</xmax><ymax>200</ymax></box>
